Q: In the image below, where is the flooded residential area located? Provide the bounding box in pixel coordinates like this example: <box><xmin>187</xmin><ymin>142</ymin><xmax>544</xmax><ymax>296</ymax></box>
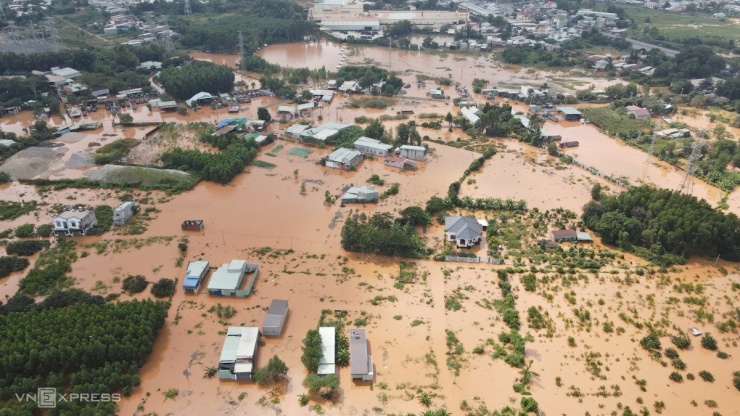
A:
<box><xmin>1</xmin><ymin>2</ymin><xmax>740</xmax><ymax>416</ymax></box>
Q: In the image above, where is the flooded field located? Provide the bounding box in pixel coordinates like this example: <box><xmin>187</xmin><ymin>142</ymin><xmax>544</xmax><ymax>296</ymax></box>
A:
<box><xmin>0</xmin><ymin>42</ymin><xmax>739</xmax><ymax>416</ymax></box>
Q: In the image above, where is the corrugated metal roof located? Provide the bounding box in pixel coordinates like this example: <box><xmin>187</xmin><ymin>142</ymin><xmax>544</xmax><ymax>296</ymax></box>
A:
<box><xmin>263</xmin><ymin>299</ymin><xmax>288</xmax><ymax>328</ymax></box>
<box><xmin>318</xmin><ymin>327</ymin><xmax>336</xmax><ymax>375</ymax></box>
<box><xmin>186</xmin><ymin>260</ymin><xmax>209</xmax><ymax>278</ymax></box>
<box><xmin>556</xmin><ymin>106</ymin><xmax>582</xmax><ymax>116</ymax></box>
<box><xmin>349</xmin><ymin>328</ymin><xmax>369</xmax><ymax>375</ymax></box>
<box><xmin>208</xmin><ymin>261</ymin><xmax>246</xmax><ymax>291</ymax></box>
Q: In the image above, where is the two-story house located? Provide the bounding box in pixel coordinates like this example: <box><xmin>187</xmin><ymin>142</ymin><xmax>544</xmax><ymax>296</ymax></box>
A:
<box><xmin>52</xmin><ymin>209</ymin><xmax>98</xmax><ymax>236</ymax></box>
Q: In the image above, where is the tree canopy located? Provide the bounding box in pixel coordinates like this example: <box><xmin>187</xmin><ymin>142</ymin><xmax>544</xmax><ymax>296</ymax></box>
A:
<box><xmin>341</xmin><ymin>212</ymin><xmax>428</xmax><ymax>258</ymax></box>
<box><xmin>159</xmin><ymin>61</ymin><xmax>235</xmax><ymax>101</ymax></box>
<box><xmin>583</xmin><ymin>186</ymin><xmax>740</xmax><ymax>265</ymax></box>
<box><xmin>301</xmin><ymin>329</ymin><xmax>323</xmax><ymax>373</ymax></box>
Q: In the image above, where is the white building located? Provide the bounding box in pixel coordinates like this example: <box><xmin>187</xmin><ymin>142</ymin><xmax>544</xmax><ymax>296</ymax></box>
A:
<box><xmin>398</xmin><ymin>145</ymin><xmax>426</xmax><ymax>161</ymax></box>
<box><xmin>325</xmin><ymin>148</ymin><xmax>363</xmax><ymax>169</ymax></box>
<box><xmin>353</xmin><ymin>136</ymin><xmax>393</xmax><ymax>157</ymax></box>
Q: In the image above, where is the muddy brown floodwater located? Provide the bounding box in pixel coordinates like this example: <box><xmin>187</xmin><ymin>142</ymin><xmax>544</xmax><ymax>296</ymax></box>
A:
<box><xmin>1</xmin><ymin>42</ymin><xmax>739</xmax><ymax>416</ymax></box>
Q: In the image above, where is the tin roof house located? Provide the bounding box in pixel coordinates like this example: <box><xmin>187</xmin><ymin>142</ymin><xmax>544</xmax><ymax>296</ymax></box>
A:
<box><xmin>183</xmin><ymin>260</ymin><xmax>210</xmax><ymax>294</ymax></box>
<box><xmin>218</xmin><ymin>327</ymin><xmax>260</xmax><ymax>380</ymax></box>
<box><xmin>325</xmin><ymin>148</ymin><xmax>363</xmax><ymax>170</ymax></box>
<box><xmin>353</xmin><ymin>136</ymin><xmax>393</xmax><ymax>157</ymax></box>
<box><xmin>207</xmin><ymin>260</ymin><xmax>259</xmax><ymax>297</ymax></box>
<box><xmin>341</xmin><ymin>186</ymin><xmax>379</xmax><ymax>204</ymax></box>
<box><xmin>349</xmin><ymin>328</ymin><xmax>374</xmax><ymax>381</ymax></box>
<box><xmin>262</xmin><ymin>299</ymin><xmax>289</xmax><ymax>337</ymax></box>
<box><xmin>318</xmin><ymin>327</ymin><xmax>337</xmax><ymax>376</ymax></box>
<box><xmin>113</xmin><ymin>201</ymin><xmax>139</xmax><ymax>226</ymax></box>
<box><xmin>397</xmin><ymin>145</ymin><xmax>426</xmax><ymax>161</ymax></box>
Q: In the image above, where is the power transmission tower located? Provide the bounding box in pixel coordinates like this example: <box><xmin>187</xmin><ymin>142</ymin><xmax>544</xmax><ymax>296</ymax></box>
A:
<box><xmin>45</xmin><ymin>18</ymin><xmax>63</xmax><ymax>51</ymax></box>
<box><xmin>184</xmin><ymin>0</ymin><xmax>192</xmax><ymax>15</ymax></box>
<box><xmin>645</xmin><ymin>119</ymin><xmax>660</xmax><ymax>163</ymax></box>
<box><xmin>162</xmin><ymin>16</ymin><xmax>174</xmax><ymax>52</ymax></box>
<box><xmin>0</xmin><ymin>3</ymin><xmax>7</xmax><ymax>22</ymax></box>
<box><xmin>237</xmin><ymin>31</ymin><xmax>245</xmax><ymax>70</ymax></box>
<box><xmin>677</xmin><ymin>140</ymin><xmax>704</xmax><ymax>195</ymax></box>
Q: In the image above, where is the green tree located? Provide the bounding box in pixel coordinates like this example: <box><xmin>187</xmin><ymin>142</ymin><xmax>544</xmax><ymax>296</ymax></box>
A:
<box><xmin>301</xmin><ymin>329</ymin><xmax>323</xmax><ymax>373</ymax></box>
<box><xmin>364</xmin><ymin>118</ymin><xmax>385</xmax><ymax>141</ymax></box>
<box><xmin>445</xmin><ymin>111</ymin><xmax>453</xmax><ymax>128</ymax></box>
<box><xmin>303</xmin><ymin>374</ymin><xmax>339</xmax><ymax>398</ymax></box>
<box><xmin>119</xmin><ymin>113</ymin><xmax>134</xmax><ymax>124</ymax></box>
<box><xmin>547</xmin><ymin>141</ymin><xmax>559</xmax><ymax>156</ymax></box>
<box><xmin>701</xmin><ymin>334</ymin><xmax>717</xmax><ymax>351</ymax></box>
<box><xmin>591</xmin><ymin>183</ymin><xmax>602</xmax><ymax>201</ymax></box>
<box><xmin>257</xmin><ymin>107</ymin><xmax>272</xmax><ymax>123</ymax></box>
<box><xmin>398</xmin><ymin>206</ymin><xmax>432</xmax><ymax>230</ymax></box>
<box><xmin>254</xmin><ymin>355</ymin><xmax>289</xmax><ymax>386</ymax></box>
<box><xmin>150</xmin><ymin>278</ymin><xmax>175</xmax><ymax>298</ymax></box>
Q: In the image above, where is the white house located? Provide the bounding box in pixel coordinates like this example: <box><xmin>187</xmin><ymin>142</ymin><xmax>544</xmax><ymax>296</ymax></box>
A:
<box><xmin>113</xmin><ymin>201</ymin><xmax>138</xmax><ymax>226</ymax></box>
<box><xmin>53</xmin><ymin>209</ymin><xmax>98</xmax><ymax>236</ymax></box>
<box><xmin>353</xmin><ymin>136</ymin><xmax>393</xmax><ymax>156</ymax></box>
<box><xmin>398</xmin><ymin>145</ymin><xmax>426</xmax><ymax>161</ymax></box>
<box><xmin>286</xmin><ymin>124</ymin><xmax>310</xmax><ymax>140</ymax></box>
<box><xmin>445</xmin><ymin>216</ymin><xmax>483</xmax><ymax>248</ymax></box>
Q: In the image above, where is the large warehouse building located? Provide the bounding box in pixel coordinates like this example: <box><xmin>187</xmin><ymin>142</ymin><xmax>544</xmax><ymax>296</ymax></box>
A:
<box><xmin>320</xmin><ymin>19</ymin><xmax>381</xmax><ymax>32</ymax></box>
<box><xmin>310</xmin><ymin>0</ymin><xmax>469</xmax><ymax>30</ymax></box>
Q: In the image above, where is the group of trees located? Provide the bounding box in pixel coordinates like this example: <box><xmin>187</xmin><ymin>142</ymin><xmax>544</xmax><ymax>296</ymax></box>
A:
<box><xmin>583</xmin><ymin>186</ymin><xmax>740</xmax><ymax>265</ymax></box>
<box><xmin>500</xmin><ymin>47</ymin><xmax>575</xmax><ymax>68</ymax></box>
<box><xmin>336</xmin><ymin>66</ymin><xmax>404</xmax><ymax>96</ymax></box>
<box><xmin>341</xmin><ymin>212</ymin><xmax>429</xmax><ymax>258</ymax></box>
<box><xmin>0</xmin><ymin>297</ymin><xmax>168</xmax><ymax>415</ymax></box>
<box><xmin>161</xmin><ymin>137</ymin><xmax>259</xmax><ymax>184</ymax></box>
<box><xmin>159</xmin><ymin>61</ymin><xmax>235</xmax><ymax>101</ymax></box>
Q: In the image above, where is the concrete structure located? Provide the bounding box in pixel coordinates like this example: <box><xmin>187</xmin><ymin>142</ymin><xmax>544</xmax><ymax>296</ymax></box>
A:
<box><xmin>325</xmin><ymin>148</ymin><xmax>363</xmax><ymax>169</ymax></box>
<box><xmin>218</xmin><ymin>327</ymin><xmax>260</xmax><ymax>380</ymax></box>
<box><xmin>354</xmin><ymin>136</ymin><xmax>393</xmax><ymax>157</ymax></box>
<box><xmin>52</xmin><ymin>209</ymin><xmax>97</xmax><ymax>236</ymax></box>
<box><xmin>138</xmin><ymin>61</ymin><xmax>162</xmax><ymax>70</ymax></box>
<box><xmin>384</xmin><ymin>156</ymin><xmax>416</xmax><ymax>170</ymax></box>
<box><xmin>318</xmin><ymin>326</ymin><xmax>337</xmax><ymax>376</ymax></box>
<box><xmin>626</xmin><ymin>105</ymin><xmax>650</xmax><ymax>120</ymax></box>
<box><xmin>398</xmin><ymin>145</ymin><xmax>426</xmax><ymax>161</ymax></box>
<box><xmin>113</xmin><ymin>201</ymin><xmax>138</xmax><ymax>226</ymax></box>
<box><xmin>183</xmin><ymin>260</ymin><xmax>210</xmax><ymax>294</ymax></box>
<box><xmin>207</xmin><ymin>260</ymin><xmax>258</xmax><ymax>297</ymax></box>
<box><xmin>341</xmin><ymin>186</ymin><xmax>379</xmax><ymax>204</ymax></box>
<box><xmin>309</xmin><ymin>0</ymin><xmax>364</xmax><ymax>21</ymax></box>
<box><xmin>556</xmin><ymin>106</ymin><xmax>583</xmax><ymax>120</ymax></box>
<box><xmin>182</xmin><ymin>220</ymin><xmax>204</xmax><ymax>231</ymax></box>
<box><xmin>445</xmin><ymin>216</ymin><xmax>483</xmax><ymax>248</ymax></box>
<box><xmin>349</xmin><ymin>328</ymin><xmax>373</xmax><ymax>381</ymax></box>
<box><xmin>262</xmin><ymin>299</ymin><xmax>289</xmax><ymax>337</ymax></box>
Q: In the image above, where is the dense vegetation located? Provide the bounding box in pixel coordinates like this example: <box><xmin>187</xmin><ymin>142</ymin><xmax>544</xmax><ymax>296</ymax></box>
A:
<box><xmin>583</xmin><ymin>186</ymin><xmax>740</xmax><ymax>265</ymax></box>
<box><xmin>0</xmin><ymin>256</ymin><xmax>29</xmax><ymax>279</ymax></box>
<box><xmin>17</xmin><ymin>240</ymin><xmax>77</xmax><ymax>296</ymax></box>
<box><xmin>0</xmin><ymin>298</ymin><xmax>168</xmax><ymax>415</ymax></box>
<box><xmin>341</xmin><ymin>212</ymin><xmax>428</xmax><ymax>258</ymax></box>
<box><xmin>5</xmin><ymin>240</ymin><xmax>50</xmax><ymax>256</ymax></box>
<box><xmin>0</xmin><ymin>200</ymin><xmax>37</xmax><ymax>221</ymax></box>
<box><xmin>158</xmin><ymin>61</ymin><xmax>235</xmax><ymax>101</ymax></box>
<box><xmin>335</xmin><ymin>66</ymin><xmax>404</xmax><ymax>96</ymax></box>
<box><xmin>94</xmin><ymin>139</ymin><xmax>139</xmax><ymax>165</ymax></box>
<box><xmin>161</xmin><ymin>138</ymin><xmax>259</xmax><ymax>184</ymax></box>
<box><xmin>301</xmin><ymin>329</ymin><xmax>322</xmax><ymax>373</ymax></box>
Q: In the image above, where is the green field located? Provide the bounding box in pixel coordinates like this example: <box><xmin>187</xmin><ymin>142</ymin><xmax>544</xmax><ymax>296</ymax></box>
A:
<box><xmin>617</xmin><ymin>5</ymin><xmax>740</xmax><ymax>49</ymax></box>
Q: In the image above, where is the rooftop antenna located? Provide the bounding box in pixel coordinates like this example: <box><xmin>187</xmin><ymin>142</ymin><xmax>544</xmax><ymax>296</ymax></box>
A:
<box><xmin>237</xmin><ymin>31</ymin><xmax>245</xmax><ymax>70</ymax></box>
<box><xmin>184</xmin><ymin>0</ymin><xmax>192</xmax><ymax>16</ymax></box>
<box><xmin>677</xmin><ymin>138</ymin><xmax>705</xmax><ymax>195</ymax></box>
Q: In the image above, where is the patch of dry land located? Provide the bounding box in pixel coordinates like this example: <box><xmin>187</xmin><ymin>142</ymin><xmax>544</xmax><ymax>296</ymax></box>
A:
<box><xmin>0</xmin><ymin>66</ymin><xmax>739</xmax><ymax>416</ymax></box>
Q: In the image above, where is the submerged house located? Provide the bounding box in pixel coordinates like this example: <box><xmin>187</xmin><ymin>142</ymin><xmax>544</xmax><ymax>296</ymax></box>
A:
<box><xmin>325</xmin><ymin>148</ymin><xmax>363</xmax><ymax>170</ymax></box>
<box><xmin>113</xmin><ymin>201</ymin><xmax>138</xmax><ymax>226</ymax></box>
<box><xmin>353</xmin><ymin>136</ymin><xmax>393</xmax><ymax>157</ymax></box>
<box><xmin>318</xmin><ymin>326</ymin><xmax>337</xmax><ymax>376</ymax></box>
<box><xmin>551</xmin><ymin>229</ymin><xmax>593</xmax><ymax>242</ymax></box>
<box><xmin>445</xmin><ymin>216</ymin><xmax>483</xmax><ymax>248</ymax></box>
<box><xmin>52</xmin><ymin>209</ymin><xmax>98</xmax><ymax>237</ymax></box>
<box><xmin>384</xmin><ymin>156</ymin><xmax>417</xmax><ymax>170</ymax></box>
<box><xmin>349</xmin><ymin>328</ymin><xmax>374</xmax><ymax>381</ymax></box>
<box><xmin>218</xmin><ymin>327</ymin><xmax>260</xmax><ymax>380</ymax></box>
<box><xmin>262</xmin><ymin>299</ymin><xmax>289</xmax><ymax>336</ymax></box>
<box><xmin>341</xmin><ymin>186</ymin><xmax>379</xmax><ymax>204</ymax></box>
<box><xmin>207</xmin><ymin>260</ymin><xmax>258</xmax><ymax>297</ymax></box>
<box><xmin>183</xmin><ymin>260</ymin><xmax>210</xmax><ymax>294</ymax></box>
<box><xmin>556</xmin><ymin>106</ymin><xmax>583</xmax><ymax>121</ymax></box>
<box><xmin>397</xmin><ymin>145</ymin><xmax>426</xmax><ymax>161</ymax></box>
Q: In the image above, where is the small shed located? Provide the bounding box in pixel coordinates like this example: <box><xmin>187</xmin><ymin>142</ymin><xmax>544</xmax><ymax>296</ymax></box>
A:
<box><xmin>576</xmin><ymin>231</ymin><xmax>593</xmax><ymax>242</ymax></box>
<box><xmin>349</xmin><ymin>328</ymin><xmax>373</xmax><ymax>381</ymax></box>
<box><xmin>182</xmin><ymin>220</ymin><xmax>204</xmax><ymax>231</ymax></box>
<box><xmin>262</xmin><ymin>299</ymin><xmax>289</xmax><ymax>337</ymax></box>
<box><xmin>341</xmin><ymin>186</ymin><xmax>379</xmax><ymax>204</ymax></box>
<box><xmin>551</xmin><ymin>229</ymin><xmax>577</xmax><ymax>241</ymax></box>
<box><xmin>325</xmin><ymin>148</ymin><xmax>363</xmax><ymax>170</ymax></box>
<box><xmin>183</xmin><ymin>260</ymin><xmax>210</xmax><ymax>294</ymax></box>
<box><xmin>384</xmin><ymin>156</ymin><xmax>416</xmax><ymax>170</ymax></box>
<box><xmin>113</xmin><ymin>201</ymin><xmax>138</xmax><ymax>226</ymax></box>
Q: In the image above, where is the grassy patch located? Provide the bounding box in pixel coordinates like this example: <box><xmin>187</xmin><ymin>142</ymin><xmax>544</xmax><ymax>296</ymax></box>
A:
<box><xmin>94</xmin><ymin>139</ymin><xmax>139</xmax><ymax>165</ymax></box>
<box><xmin>581</xmin><ymin>107</ymin><xmax>651</xmax><ymax>139</ymax></box>
<box><xmin>251</xmin><ymin>160</ymin><xmax>277</xmax><ymax>169</ymax></box>
<box><xmin>0</xmin><ymin>200</ymin><xmax>37</xmax><ymax>221</ymax></box>
<box><xmin>350</xmin><ymin>97</ymin><xmax>396</xmax><ymax>109</ymax></box>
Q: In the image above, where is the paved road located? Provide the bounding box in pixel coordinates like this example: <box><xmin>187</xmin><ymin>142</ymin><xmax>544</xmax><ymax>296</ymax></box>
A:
<box><xmin>604</xmin><ymin>33</ymin><xmax>679</xmax><ymax>57</ymax></box>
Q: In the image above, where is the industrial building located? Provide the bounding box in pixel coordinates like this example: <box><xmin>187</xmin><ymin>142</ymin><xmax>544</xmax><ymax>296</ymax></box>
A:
<box><xmin>182</xmin><ymin>260</ymin><xmax>210</xmax><ymax>294</ymax></box>
<box><xmin>556</xmin><ymin>106</ymin><xmax>583</xmax><ymax>120</ymax></box>
<box><xmin>318</xmin><ymin>327</ymin><xmax>336</xmax><ymax>376</ymax></box>
<box><xmin>218</xmin><ymin>327</ymin><xmax>260</xmax><ymax>381</ymax></box>
<box><xmin>320</xmin><ymin>19</ymin><xmax>380</xmax><ymax>32</ymax></box>
<box><xmin>262</xmin><ymin>299</ymin><xmax>289</xmax><ymax>337</ymax></box>
<box><xmin>350</xmin><ymin>328</ymin><xmax>373</xmax><ymax>381</ymax></box>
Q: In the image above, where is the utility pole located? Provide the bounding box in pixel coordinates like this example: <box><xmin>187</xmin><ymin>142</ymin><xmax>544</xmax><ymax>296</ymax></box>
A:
<box><xmin>184</xmin><ymin>0</ymin><xmax>192</xmax><ymax>16</ymax></box>
<box><xmin>677</xmin><ymin>139</ymin><xmax>704</xmax><ymax>195</ymax></box>
<box><xmin>162</xmin><ymin>16</ymin><xmax>174</xmax><ymax>52</ymax></box>
<box><xmin>237</xmin><ymin>31</ymin><xmax>245</xmax><ymax>70</ymax></box>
